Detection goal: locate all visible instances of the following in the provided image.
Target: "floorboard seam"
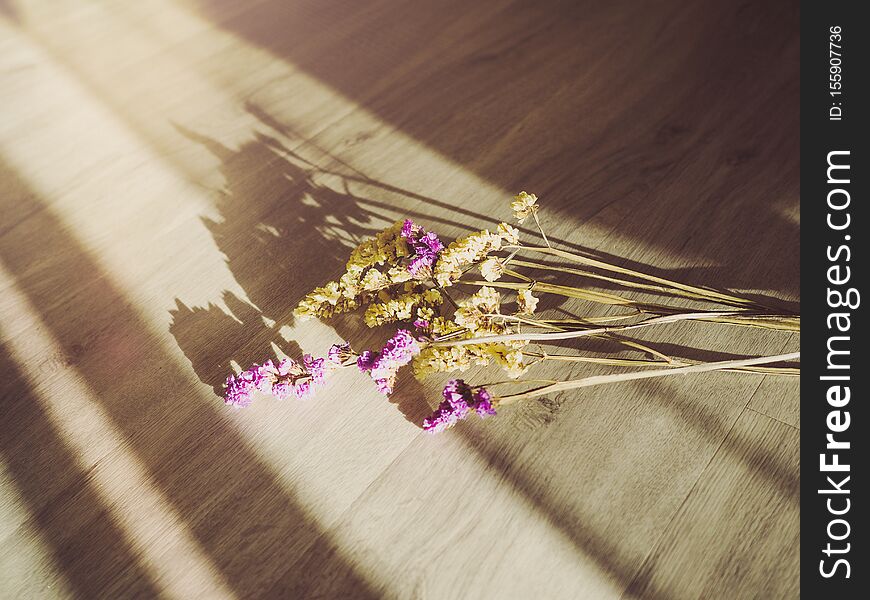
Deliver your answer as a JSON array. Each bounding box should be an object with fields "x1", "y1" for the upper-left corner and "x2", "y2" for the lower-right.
[{"x1": 744, "y1": 406, "x2": 799, "y2": 431}]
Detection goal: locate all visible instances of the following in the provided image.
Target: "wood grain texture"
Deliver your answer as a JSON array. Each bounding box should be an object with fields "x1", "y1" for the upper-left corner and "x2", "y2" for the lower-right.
[{"x1": 0, "y1": 1, "x2": 799, "y2": 599}]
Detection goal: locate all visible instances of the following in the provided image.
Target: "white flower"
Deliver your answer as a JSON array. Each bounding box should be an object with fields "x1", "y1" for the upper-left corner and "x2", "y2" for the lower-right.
[
  {"x1": 511, "y1": 191, "x2": 538, "y2": 223},
  {"x1": 497, "y1": 222, "x2": 520, "y2": 245},
  {"x1": 516, "y1": 289, "x2": 539, "y2": 315},
  {"x1": 479, "y1": 258, "x2": 504, "y2": 282},
  {"x1": 490, "y1": 344, "x2": 528, "y2": 378},
  {"x1": 361, "y1": 268, "x2": 389, "y2": 291}
]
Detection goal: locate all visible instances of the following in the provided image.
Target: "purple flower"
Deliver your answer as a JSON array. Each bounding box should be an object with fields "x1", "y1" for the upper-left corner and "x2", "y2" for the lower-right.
[
  {"x1": 441, "y1": 379, "x2": 472, "y2": 420},
  {"x1": 253, "y1": 360, "x2": 278, "y2": 392},
  {"x1": 271, "y1": 381, "x2": 292, "y2": 401},
  {"x1": 358, "y1": 330, "x2": 421, "y2": 396},
  {"x1": 303, "y1": 354, "x2": 327, "y2": 384},
  {"x1": 373, "y1": 377, "x2": 395, "y2": 395},
  {"x1": 277, "y1": 357, "x2": 298, "y2": 376},
  {"x1": 400, "y1": 219, "x2": 416, "y2": 240},
  {"x1": 224, "y1": 373, "x2": 255, "y2": 408},
  {"x1": 422, "y1": 380, "x2": 496, "y2": 433},
  {"x1": 293, "y1": 379, "x2": 313, "y2": 399},
  {"x1": 473, "y1": 387, "x2": 497, "y2": 417},
  {"x1": 225, "y1": 361, "x2": 277, "y2": 407},
  {"x1": 224, "y1": 351, "x2": 335, "y2": 407},
  {"x1": 356, "y1": 350, "x2": 379, "y2": 372},
  {"x1": 401, "y1": 219, "x2": 444, "y2": 278}
]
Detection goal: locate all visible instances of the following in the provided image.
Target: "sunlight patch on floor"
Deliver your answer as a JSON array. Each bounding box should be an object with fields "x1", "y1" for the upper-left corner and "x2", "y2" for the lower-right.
[
  {"x1": 1, "y1": 7, "x2": 623, "y2": 595},
  {"x1": 0, "y1": 464, "x2": 74, "y2": 599},
  {"x1": 0, "y1": 263, "x2": 237, "y2": 600}
]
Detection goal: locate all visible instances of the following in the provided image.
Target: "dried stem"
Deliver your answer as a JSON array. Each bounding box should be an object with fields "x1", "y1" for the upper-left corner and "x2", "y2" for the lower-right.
[
  {"x1": 504, "y1": 244, "x2": 786, "y2": 312},
  {"x1": 532, "y1": 210, "x2": 552, "y2": 249},
  {"x1": 459, "y1": 279, "x2": 800, "y2": 331},
  {"x1": 495, "y1": 352, "x2": 800, "y2": 404},
  {"x1": 431, "y1": 311, "x2": 742, "y2": 348},
  {"x1": 523, "y1": 351, "x2": 799, "y2": 375}
]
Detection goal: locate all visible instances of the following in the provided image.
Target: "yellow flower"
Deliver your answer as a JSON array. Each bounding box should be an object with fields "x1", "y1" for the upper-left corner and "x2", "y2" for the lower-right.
[
  {"x1": 361, "y1": 268, "x2": 390, "y2": 291},
  {"x1": 511, "y1": 191, "x2": 539, "y2": 223},
  {"x1": 387, "y1": 265, "x2": 412, "y2": 284},
  {"x1": 412, "y1": 343, "x2": 492, "y2": 379},
  {"x1": 479, "y1": 257, "x2": 504, "y2": 282},
  {"x1": 454, "y1": 286, "x2": 504, "y2": 334},
  {"x1": 433, "y1": 230, "x2": 501, "y2": 287},
  {"x1": 516, "y1": 289, "x2": 539, "y2": 315},
  {"x1": 346, "y1": 221, "x2": 407, "y2": 271},
  {"x1": 489, "y1": 345, "x2": 528, "y2": 378},
  {"x1": 294, "y1": 285, "x2": 359, "y2": 320},
  {"x1": 338, "y1": 266, "x2": 364, "y2": 299},
  {"x1": 364, "y1": 288, "x2": 443, "y2": 327},
  {"x1": 416, "y1": 306, "x2": 435, "y2": 323},
  {"x1": 430, "y1": 316, "x2": 459, "y2": 335},
  {"x1": 296, "y1": 221, "x2": 412, "y2": 321}
]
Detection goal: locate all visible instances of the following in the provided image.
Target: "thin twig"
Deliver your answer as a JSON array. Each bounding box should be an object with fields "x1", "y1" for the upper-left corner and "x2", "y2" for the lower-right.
[
  {"x1": 496, "y1": 352, "x2": 800, "y2": 404},
  {"x1": 532, "y1": 211, "x2": 552, "y2": 249},
  {"x1": 430, "y1": 311, "x2": 741, "y2": 347}
]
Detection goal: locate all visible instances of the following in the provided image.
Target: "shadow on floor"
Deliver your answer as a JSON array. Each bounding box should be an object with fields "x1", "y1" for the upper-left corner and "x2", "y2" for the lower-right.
[
  {"x1": 164, "y1": 115, "x2": 797, "y2": 600},
  {"x1": 0, "y1": 159, "x2": 381, "y2": 599},
  {"x1": 189, "y1": 0, "x2": 800, "y2": 297},
  {"x1": 0, "y1": 344, "x2": 163, "y2": 599}
]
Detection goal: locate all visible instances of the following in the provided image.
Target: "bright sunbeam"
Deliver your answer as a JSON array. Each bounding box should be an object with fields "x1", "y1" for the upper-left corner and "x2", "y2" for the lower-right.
[
  {"x1": 0, "y1": 463, "x2": 76, "y2": 598},
  {"x1": 1, "y1": 6, "x2": 624, "y2": 597},
  {"x1": 0, "y1": 262, "x2": 237, "y2": 600}
]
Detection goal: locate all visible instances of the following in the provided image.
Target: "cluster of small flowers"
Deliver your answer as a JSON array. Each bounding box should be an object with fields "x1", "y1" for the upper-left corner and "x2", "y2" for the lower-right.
[
  {"x1": 401, "y1": 219, "x2": 444, "y2": 277},
  {"x1": 283, "y1": 195, "x2": 542, "y2": 431},
  {"x1": 292, "y1": 282, "x2": 360, "y2": 321},
  {"x1": 422, "y1": 379, "x2": 496, "y2": 433},
  {"x1": 357, "y1": 329, "x2": 421, "y2": 395},
  {"x1": 225, "y1": 344, "x2": 350, "y2": 407},
  {"x1": 412, "y1": 340, "x2": 527, "y2": 380},
  {"x1": 412, "y1": 306, "x2": 456, "y2": 337},
  {"x1": 453, "y1": 285, "x2": 505, "y2": 334},
  {"x1": 412, "y1": 343, "x2": 491, "y2": 379},
  {"x1": 294, "y1": 221, "x2": 410, "y2": 321},
  {"x1": 364, "y1": 288, "x2": 443, "y2": 327},
  {"x1": 433, "y1": 230, "x2": 502, "y2": 287},
  {"x1": 409, "y1": 286, "x2": 529, "y2": 379},
  {"x1": 346, "y1": 220, "x2": 409, "y2": 272}
]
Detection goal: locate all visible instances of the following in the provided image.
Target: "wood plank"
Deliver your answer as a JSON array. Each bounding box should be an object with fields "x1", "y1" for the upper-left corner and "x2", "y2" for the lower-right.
[
  {"x1": 623, "y1": 409, "x2": 799, "y2": 600},
  {"x1": 0, "y1": 0, "x2": 799, "y2": 598}
]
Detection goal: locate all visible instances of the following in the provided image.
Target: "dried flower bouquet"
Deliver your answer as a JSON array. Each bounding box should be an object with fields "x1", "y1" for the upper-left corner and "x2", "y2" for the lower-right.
[{"x1": 223, "y1": 193, "x2": 800, "y2": 433}]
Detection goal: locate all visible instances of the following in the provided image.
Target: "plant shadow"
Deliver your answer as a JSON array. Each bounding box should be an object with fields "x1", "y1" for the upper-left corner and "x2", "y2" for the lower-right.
[
  {"x1": 165, "y1": 106, "x2": 798, "y2": 599},
  {"x1": 0, "y1": 158, "x2": 382, "y2": 599},
  {"x1": 169, "y1": 104, "x2": 798, "y2": 423}
]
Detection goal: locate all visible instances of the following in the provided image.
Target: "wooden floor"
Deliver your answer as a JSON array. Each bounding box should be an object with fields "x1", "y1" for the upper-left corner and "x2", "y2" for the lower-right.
[{"x1": 0, "y1": 1, "x2": 799, "y2": 598}]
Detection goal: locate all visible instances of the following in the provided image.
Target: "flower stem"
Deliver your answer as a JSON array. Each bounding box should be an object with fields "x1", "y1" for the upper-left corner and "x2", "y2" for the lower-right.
[
  {"x1": 532, "y1": 211, "x2": 552, "y2": 249},
  {"x1": 505, "y1": 245, "x2": 785, "y2": 312},
  {"x1": 433, "y1": 280, "x2": 460, "y2": 311},
  {"x1": 459, "y1": 279, "x2": 800, "y2": 331},
  {"x1": 503, "y1": 268, "x2": 533, "y2": 283},
  {"x1": 507, "y1": 259, "x2": 732, "y2": 305},
  {"x1": 523, "y1": 351, "x2": 799, "y2": 375},
  {"x1": 431, "y1": 311, "x2": 742, "y2": 348},
  {"x1": 495, "y1": 351, "x2": 800, "y2": 404}
]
